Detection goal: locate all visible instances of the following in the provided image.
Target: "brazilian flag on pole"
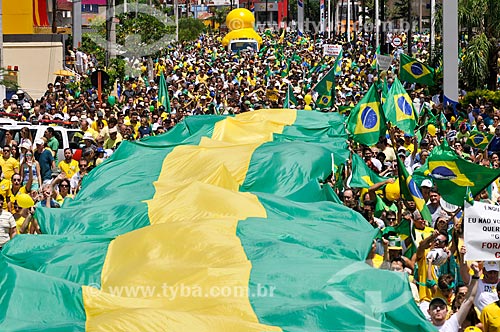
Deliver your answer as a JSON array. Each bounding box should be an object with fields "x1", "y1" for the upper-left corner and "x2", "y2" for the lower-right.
[
  {"x1": 347, "y1": 153, "x2": 391, "y2": 188},
  {"x1": 383, "y1": 77, "x2": 417, "y2": 134},
  {"x1": 413, "y1": 140, "x2": 500, "y2": 206},
  {"x1": 466, "y1": 130, "x2": 492, "y2": 150},
  {"x1": 158, "y1": 72, "x2": 171, "y2": 113},
  {"x1": 312, "y1": 66, "x2": 335, "y2": 109},
  {"x1": 283, "y1": 83, "x2": 297, "y2": 108},
  {"x1": 397, "y1": 155, "x2": 432, "y2": 223},
  {"x1": 346, "y1": 84, "x2": 387, "y2": 146},
  {"x1": 399, "y1": 53, "x2": 435, "y2": 86}
]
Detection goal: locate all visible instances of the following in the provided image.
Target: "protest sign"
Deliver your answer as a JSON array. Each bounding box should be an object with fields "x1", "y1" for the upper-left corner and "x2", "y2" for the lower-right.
[
  {"x1": 323, "y1": 44, "x2": 342, "y2": 57},
  {"x1": 377, "y1": 54, "x2": 392, "y2": 71},
  {"x1": 464, "y1": 201, "x2": 500, "y2": 261}
]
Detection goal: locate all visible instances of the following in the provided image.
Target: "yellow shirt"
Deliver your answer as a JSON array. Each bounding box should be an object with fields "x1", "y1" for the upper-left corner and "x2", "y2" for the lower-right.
[
  {"x1": 0, "y1": 157, "x2": 19, "y2": 180},
  {"x1": 10, "y1": 186, "x2": 27, "y2": 213},
  {"x1": 15, "y1": 215, "x2": 27, "y2": 234},
  {"x1": 417, "y1": 250, "x2": 438, "y2": 303},
  {"x1": 481, "y1": 301, "x2": 500, "y2": 332},
  {"x1": 91, "y1": 119, "x2": 108, "y2": 132},
  {"x1": 0, "y1": 179, "x2": 12, "y2": 210},
  {"x1": 58, "y1": 159, "x2": 79, "y2": 178}
]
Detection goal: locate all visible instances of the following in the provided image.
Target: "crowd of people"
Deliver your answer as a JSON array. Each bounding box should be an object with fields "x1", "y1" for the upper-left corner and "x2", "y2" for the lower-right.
[{"x1": 0, "y1": 29, "x2": 498, "y2": 331}]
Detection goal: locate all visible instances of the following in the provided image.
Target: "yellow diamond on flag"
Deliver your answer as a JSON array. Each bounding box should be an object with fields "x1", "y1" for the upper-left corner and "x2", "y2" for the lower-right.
[{"x1": 428, "y1": 161, "x2": 474, "y2": 186}]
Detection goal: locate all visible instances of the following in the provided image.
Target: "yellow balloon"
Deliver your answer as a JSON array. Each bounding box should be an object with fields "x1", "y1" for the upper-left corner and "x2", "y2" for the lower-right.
[
  {"x1": 226, "y1": 8, "x2": 255, "y2": 30},
  {"x1": 16, "y1": 193, "x2": 34, "y2": 208},
  {"x1": 385, "y1": 179, "x2": 400, "y2": 201},
  {"x1": 304, "y1": 94, "x2": 312, "y2": 105},
  {"x1": 428, "y1": 124, "x2": 437, "y2": 136}
]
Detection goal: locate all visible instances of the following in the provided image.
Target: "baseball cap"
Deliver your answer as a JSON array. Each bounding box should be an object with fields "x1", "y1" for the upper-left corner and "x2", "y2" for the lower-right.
[
  {"x1": 70, "y1": 116, "x2": 79, "y2": 122},
  {"x1": 34, "y1": 138, "x2": 44, "y2": 146},
  {"x1": 11, "y1": 95, "x2": 18, "y2": 100},
  {"x1": 22, "y1": 102, "x2": 31, "y2": 110},
  {"x1": 420, "y1": 139, "x2": 429, "y2": 145},
  {"x1": 109, "y1": 127, "x2": 118, "y2": 134},
  {"x1": 429, "y1": 297, "x2": 447, "y2": 308},
  {"x1": 421, "y1": 179, "x2": 433, "y2": 188},
  {"x1": 484, "y1": 261, "x2": 500, "y2": 272}
]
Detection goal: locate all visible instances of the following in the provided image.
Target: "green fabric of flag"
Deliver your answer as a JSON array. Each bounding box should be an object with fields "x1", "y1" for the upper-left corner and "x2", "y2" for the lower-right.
[
  {"x1": 413, "y1": 140, "x2": 500, "y2": 206},
  {"x1": 467, "y1": 131, "x2": 492, "y2": 150},
  {"x1": 347, "y1": 154, "x2": 391, "y2": 188},
  {"x1": 383, "y1": 77, "x2": 417, "y2": 134},
  {"x1": 399, "y1": 53, "x2": 435, "y2": 86},
  {"x1": 374, "y1": 195, "x2": 397, "y2": 218},
  {"x1": 335, "y1": 49, "x2": 343, "y2": 76},
  {"x1": 281, "y1": 58, "x2": 291, "y2": 77},
  {"x1": 0, "y1": 110, "x2": 436, "y2": 332},
  {"x1": 158, "y1": 72, "x2": 171, "y2": 113},
  {"x1": 284, "y1": 83, "x2": 297, "y2": 108},
  {"x1": 381, "y1": 77, "x2": 389, "y2": 104},
  {"x1": 346, "y1": 84, "x2": 387, "y2": 146},
  {"x1": 397, "y1": 156, "x2": 432, "y2": 223},
  {"x1": 465, "y1": 186, "x2": 474, "y2": 205},
  {"x1": 312, "y1": 66, "x2": 335, "y2": 109}
]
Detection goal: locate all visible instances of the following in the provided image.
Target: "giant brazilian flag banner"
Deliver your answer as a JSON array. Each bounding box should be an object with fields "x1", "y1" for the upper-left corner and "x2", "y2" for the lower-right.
[{"x1": 0, "y1": 110, "x2": 435, "y2": 332}]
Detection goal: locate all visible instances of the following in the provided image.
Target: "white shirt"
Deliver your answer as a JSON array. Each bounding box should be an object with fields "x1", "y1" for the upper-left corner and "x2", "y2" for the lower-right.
[
  {"x1": 0, "y1": 210, "x2": 16, "y2": 247},
  {"x1": 436, "y1": 314, "x2": 459, "y2": 332},
  {"x1": 474, "y1": 279, "x2": 499, "y2": 312}
]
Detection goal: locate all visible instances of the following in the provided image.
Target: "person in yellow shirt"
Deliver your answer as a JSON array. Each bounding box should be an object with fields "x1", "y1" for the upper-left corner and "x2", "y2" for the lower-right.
[
  {"x1": 481, "y1": 281, "x2": 500, "y2": 332},
  {"x1": 0, "y1": 146, "x2": 19, "y2": 180},
  {"x1": 58, "y1": 148, "x2": 79, "y2": 179}
]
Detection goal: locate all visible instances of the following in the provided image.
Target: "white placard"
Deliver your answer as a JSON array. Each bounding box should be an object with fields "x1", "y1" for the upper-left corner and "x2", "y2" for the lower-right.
[
  {"x1": 323, "y1": 44, "x2": 342, "y2": 57},
  {"x1": 464, "y1": 201, "x2": 500, "y2": 261},
  {"x1": 376, "y1": 54, "x2": 392, "y2": 71}
]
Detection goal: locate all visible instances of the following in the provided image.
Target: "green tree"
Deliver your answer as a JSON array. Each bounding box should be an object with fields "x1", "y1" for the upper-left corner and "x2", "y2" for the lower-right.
[
  {"x1": 458, "y1": 0, "x2": 500, "y2": 90},
  {"x1": 178, "y1": 18, "x2": 207, "y2": 41}
]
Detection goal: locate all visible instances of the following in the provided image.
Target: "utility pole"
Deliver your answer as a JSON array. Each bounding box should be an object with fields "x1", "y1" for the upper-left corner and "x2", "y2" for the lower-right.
[
  {"x1": 73, "y1": 0, "x2": 82, "y2": 49},
  {"x1": 407, "y1": 0, "x2": 412, "y2": 56},
  {"x1": 443, "y1": 0, "x2": 458, "y2": 110},
  {"x1": 430, "y1": 0, "x2": 435, "y2": 54}
]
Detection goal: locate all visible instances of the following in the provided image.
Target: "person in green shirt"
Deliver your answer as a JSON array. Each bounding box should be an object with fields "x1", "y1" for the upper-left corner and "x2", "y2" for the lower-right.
[{"x1": 44, "y1": 127, "x2": 59, "y2": 164}]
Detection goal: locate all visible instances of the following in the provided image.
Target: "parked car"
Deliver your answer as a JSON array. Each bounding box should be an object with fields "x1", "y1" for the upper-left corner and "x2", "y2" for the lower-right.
[{"x1": 0, "y1": 123, "x2": 84, "y2": 162}]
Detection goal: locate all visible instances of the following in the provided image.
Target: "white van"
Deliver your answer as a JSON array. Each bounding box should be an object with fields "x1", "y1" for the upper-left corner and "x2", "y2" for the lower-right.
[{"x1": 0, "y1": 123, "x2": 84, "y2": 162}]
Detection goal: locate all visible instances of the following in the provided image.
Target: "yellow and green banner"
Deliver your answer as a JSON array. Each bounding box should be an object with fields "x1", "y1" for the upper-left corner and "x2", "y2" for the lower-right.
[{"x1": 0, "y1": 110, "x2": 434, "y2": 331}]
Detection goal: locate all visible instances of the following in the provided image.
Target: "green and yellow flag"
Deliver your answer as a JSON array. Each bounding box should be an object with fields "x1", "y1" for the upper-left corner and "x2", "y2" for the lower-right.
[
  {"x1": 158, "y1": 72, "x2": 171, "y2": 113},
  {"x1": 312, "y1": 65, "x2": 335, "y2": 109},
  {"x1": 397, "y1": 155, "x2": 432, "y2": 223},
  {"x1": 283, "y1": 83, "x2": 297, "y2": 108},
  {"x1": 413, "y1": 140, "x2": 500, "y2": 206},
  {"x1": 383, "y1": 77, "x2": 416, "y2": 134},
  {"x1": 399, "y1": 53, "x2": 435, "y2": 86},
  {"x1": 346, "y1": 84, "x2": 387, "y2": 146},
  {"x1": 466, "y1": 130, "x2": 492, "y2": 150},
  {"x1": 0, "y1": 110, "x2": 434, "y2": 332},
  {"x1": 347, "y1": 153, "x2": 391, "y2": 188}
]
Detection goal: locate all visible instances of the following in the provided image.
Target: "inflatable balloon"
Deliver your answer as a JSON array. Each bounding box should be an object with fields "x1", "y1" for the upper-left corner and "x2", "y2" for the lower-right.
[
  {"x1": 226, "y1": 8, "x2": 255, "y2": 30},
  {"x1": 17, "y1": 193, "x2": 34, "y2": 209},
  {"x1": 304, "y1": 94, "x2": 312, "y2": 105},
  {"x1": 385, "y1": 179, "x2": 400, "y2": 201},
  {"x1": 107, "y1": 95, "x2": 116, "y2": 106},
  {"x1": 428, "y1": 124, "x2": 436, "y2": 136}
]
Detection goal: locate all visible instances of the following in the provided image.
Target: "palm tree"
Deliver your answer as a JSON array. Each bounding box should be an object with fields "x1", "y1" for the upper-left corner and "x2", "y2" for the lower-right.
[{"x1": 458, "y1": 0, "x2": 500, "y2": 90}]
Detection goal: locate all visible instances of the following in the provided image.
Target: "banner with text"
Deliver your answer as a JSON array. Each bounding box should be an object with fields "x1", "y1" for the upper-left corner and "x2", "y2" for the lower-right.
[
  {"x1": 323, "y1": 44, "x2": 342, "y2": 57},
  {"x1": 464, "y1": 201, "x2": 500, "y2": 261}
]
